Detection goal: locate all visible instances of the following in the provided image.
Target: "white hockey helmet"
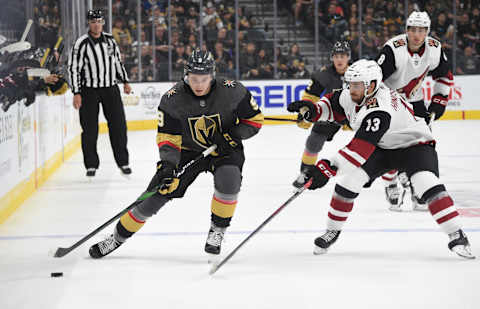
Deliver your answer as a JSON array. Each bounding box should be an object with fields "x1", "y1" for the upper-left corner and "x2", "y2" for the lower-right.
[
  {"x1": 406, "y1": 11, "x2": 431, "y2": 33},
  {"x1": 344, "y1": 59, "x2": 382, "y2": 103}
]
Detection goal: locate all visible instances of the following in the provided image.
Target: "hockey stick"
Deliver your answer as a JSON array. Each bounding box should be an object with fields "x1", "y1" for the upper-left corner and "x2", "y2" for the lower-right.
[
  {"x1": 209, "y1": 179, "x2": 313, "y2": 275},
  {"x1": 53, "y1": 145, "x2": 217, "y2": 258},
  {"x1": 264, "y1": 116, "x2": 298, "y2": 123}
]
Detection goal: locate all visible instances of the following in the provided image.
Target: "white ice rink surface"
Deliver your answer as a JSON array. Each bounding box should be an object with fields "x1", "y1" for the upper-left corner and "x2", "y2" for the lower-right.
[{"x1": 1, "y1": 121, "x2": 480, "y2": 309}]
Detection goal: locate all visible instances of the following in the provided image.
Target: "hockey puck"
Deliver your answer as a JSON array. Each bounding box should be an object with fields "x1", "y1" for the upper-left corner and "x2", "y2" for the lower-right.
[{"x1": 51, "y1": 272, "x2": 63, "y2": 277}]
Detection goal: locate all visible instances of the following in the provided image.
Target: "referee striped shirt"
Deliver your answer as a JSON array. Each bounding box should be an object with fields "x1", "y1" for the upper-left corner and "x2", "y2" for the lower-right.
[{"x1": 67, "y1": 32, "x2": 129, "y2": 94}]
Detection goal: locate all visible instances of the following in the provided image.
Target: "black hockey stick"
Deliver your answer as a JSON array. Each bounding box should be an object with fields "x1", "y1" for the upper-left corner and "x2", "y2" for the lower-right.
[
  {"x1": 209, "y1": 178, "x2": 312, "y2": 275},
  {"x1": 53, "y1": 145, "x2": 217, "y2": 258}
]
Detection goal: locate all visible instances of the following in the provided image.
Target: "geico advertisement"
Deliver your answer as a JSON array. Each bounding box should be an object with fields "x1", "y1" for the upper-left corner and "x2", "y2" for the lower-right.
[{"x1": 119, "y1": 76, "x2": 480, "y2": 121}]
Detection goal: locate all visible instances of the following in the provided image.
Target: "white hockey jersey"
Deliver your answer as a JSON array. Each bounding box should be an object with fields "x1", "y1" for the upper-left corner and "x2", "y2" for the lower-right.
[
  {"x1": 315, "y1": 85, "x2": 434, "y2": 170},
  {"x1": 377, "y1": 34, "x2": 452, "y2": 102}
]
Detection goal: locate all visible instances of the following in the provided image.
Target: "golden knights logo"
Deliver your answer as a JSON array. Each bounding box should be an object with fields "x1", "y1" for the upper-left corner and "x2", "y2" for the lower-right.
[{"x1": 188, "y1": 114, "x2": 222, "y2": 148}]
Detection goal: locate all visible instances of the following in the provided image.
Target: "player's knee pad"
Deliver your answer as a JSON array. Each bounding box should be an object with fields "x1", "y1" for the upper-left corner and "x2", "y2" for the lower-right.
[
  {"x1": 305, "y1": 131, "x2": 328, "y2": 153},
  {"x1": 336, "y1": 167, "x2": 369, "y2": 194},
  {"x1": 214, "y1": 165, "x2": 241, "y2": 195},
  {"x1": 410, "y1": 171, "x2": 441, "y2": 201},
  {"x1": 134, "y1": 193, "x2": 170, "y2": 218}
]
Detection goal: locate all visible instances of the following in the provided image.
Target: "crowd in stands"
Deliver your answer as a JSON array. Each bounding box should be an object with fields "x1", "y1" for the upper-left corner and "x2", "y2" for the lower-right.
[
  {"x1": 33, "y1": 0, "x2": 480, "y2": 81},
  {"x1": 294, "y1": 0, "x2": 480, "y2": 75}
]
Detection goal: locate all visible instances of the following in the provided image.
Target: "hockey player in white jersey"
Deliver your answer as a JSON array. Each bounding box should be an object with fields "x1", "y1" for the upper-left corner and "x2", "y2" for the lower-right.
[
  {"x1": 376, "y1": 11, "x2": 453, "y2": 211},
  {"x1": 287, "y1": 59, "x2": 474, "y2": 259}
]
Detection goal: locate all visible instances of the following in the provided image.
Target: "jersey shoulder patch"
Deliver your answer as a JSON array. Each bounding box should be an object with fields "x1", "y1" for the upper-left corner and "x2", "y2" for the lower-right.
[
  {"x1": 428, "y1": 38, "x2": 440, "y2": 48},
  {"x1": 365, "y1": 97, "x2": 379, "y2": 110},
  {"x1": 392, "y1": 38, "x2": 406, "y2": 48},
  {"x1": 222, "y1": 79, "x2": 236, "y2": 88},
  {"x1": 165, "y1": 87, "x2": 178, "y2": 98}
]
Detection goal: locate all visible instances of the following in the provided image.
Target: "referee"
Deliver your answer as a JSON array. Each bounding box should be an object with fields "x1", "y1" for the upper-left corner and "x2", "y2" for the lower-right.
[{"x1": 68, "y1": 9, "x2": 132, "y2": 178}]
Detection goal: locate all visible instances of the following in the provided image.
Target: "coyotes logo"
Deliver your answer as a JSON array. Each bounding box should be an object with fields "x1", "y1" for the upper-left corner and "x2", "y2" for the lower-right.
[
  {"x1": 366, "y1": 97, "x2": 379, "y2": 110},
  {"x1": 393, "y1": 39, "x2": 406, "y2": 48},
  {"x1": 428, "y1": 39, "x2": 439, "y2": 48},
  {"x1": 398, "y1": 67, "x2": 429, "y2": 99},
  {"x1": 223, "y1": 80, "x2": 236, "y2": 88},
  {"x1": 188, "y1": 114, "x2": 222, "y2": 149},
  {"x1": 166, "y1": 87, "x2": 177, "y2": 98}
]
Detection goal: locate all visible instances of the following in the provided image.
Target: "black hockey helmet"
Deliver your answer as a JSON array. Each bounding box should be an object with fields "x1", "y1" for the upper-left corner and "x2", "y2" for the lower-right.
[
  {"x1": 87, "y1": 9, "x2": 104, "y2": 21},
  {"x1": 184, "y1": 49, "x2": 216, "y2": 81},
  {"x1": 331, "y1": 41, "x2": 351, "y2": 59}
]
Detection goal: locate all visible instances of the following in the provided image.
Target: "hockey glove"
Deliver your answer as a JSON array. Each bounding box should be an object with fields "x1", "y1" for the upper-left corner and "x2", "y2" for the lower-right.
[
  {"x1": 147, "y1": 161, "x2": 180, "y2": 195},
  {"x1": 307, "y1": 160, "x2": 338, "y2": 190},
  {"x1": 287, "y1": 100, "x2": 319, "y2": 122},
  {"x1": 296, "y1": 113, "x2": 313, "y2": 129},
  {"x1": 209, "y1": 130, "x2": 241, "y2": 156},
  {"x1": 428, "y1": 94, "x2": 448, "y2": 121}
]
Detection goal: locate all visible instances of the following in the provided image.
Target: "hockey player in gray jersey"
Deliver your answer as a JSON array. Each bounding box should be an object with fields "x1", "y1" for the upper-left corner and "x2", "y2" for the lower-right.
[
  {"x1": 292, "y1": 41, "x2": 350, "y2": 188},
  {"x1": 375, "y1": 11, "x2": 453, "y2": 211},
  {"x1": 89, "y1": 50, "x2": 264, "y2": 260},
  {"x1": 288, "y1": 59, "x2": 474, "y2": 259}
]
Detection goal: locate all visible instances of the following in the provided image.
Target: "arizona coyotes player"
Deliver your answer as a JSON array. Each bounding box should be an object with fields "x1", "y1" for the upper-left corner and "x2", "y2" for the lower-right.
[
  {"x1": 288, "y1": 59, "x2": 474, "y2": 259},
  {"x1": 376, "y1": 11, "x2": 453, "y2": 211}
]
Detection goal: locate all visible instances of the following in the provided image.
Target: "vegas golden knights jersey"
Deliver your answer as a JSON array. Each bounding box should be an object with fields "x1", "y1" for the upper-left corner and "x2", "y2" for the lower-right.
[{"x1": 156, "y1": 78, "x2": 264, "y2": 164}]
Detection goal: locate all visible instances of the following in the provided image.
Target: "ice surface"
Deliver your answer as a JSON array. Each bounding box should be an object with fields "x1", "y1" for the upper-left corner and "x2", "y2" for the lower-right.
[{"x1": 1, "y1": 120, "x2": 479, "y2": 309}]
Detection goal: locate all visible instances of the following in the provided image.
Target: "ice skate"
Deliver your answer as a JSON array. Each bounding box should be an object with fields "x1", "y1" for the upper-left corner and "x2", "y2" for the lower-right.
[
  {"x1": 448, "y1": 229, "x2": 475, "y2": 259},
  {"x1": 89, "y1": 234, "x2": 123, "y2": 259},
  {"x1": 205, "y1": 223, "x2": 226, "y2": 263},
  {"x1": 314, "y1": 230, "x2": 341, "y2": 255},
  {"x1": 385, "y1": 183, "x2": 405, "y2": 212},
  {"x1": 120, "y1": 165, "x2": 132, "y2": 179},
  {"x1": 86, "y1": 168, "x2": 96, "y2": 181}
]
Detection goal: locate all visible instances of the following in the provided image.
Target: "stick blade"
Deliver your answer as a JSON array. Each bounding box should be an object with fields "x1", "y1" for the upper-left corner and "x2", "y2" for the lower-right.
[
  {"x1": 209, "y1": 263, "x2": 219, "y2": 275},
  {"x1": 53, "y1": 247, "x2": 70, "y2": 258}
]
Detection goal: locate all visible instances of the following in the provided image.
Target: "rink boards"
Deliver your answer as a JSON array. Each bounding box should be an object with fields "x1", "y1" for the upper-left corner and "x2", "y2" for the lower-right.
[{"x1": 1, "y1": 75, "x2": 480, "y2": 224}]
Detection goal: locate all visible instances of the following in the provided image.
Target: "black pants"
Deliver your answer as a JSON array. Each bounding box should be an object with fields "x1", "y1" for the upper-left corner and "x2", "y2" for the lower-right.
[
  {"x1": 79, "y1": 85, "x2": 128, "y2": 169},
  {"x1": 362, "y1": 144, "x2": 439, "y2": 181}
]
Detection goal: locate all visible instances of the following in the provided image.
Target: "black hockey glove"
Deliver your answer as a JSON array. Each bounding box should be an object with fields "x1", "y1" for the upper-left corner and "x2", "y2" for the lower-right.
[
  {"x1": 287, "y1": 100, "x2": 319, "y2": 122},
  {"x1": 209, "y1": 130, "x2": 241, "y2": 156},
  {"x1": 306, "y1": 160, "x2": 338, "y2": 190},
  {"x1": 428, "y1": 94, "x2": 448, "y2": 121},
  {"x1": 147, "y1": 161, "x2": 180, "y2": 195}
]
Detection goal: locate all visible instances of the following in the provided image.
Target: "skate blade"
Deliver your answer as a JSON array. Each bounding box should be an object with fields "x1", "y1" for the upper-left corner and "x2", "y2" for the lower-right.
[
  {"x1": 120, "y1": 172, "x2": 131, "y2": 180},
  {"x1": 412, "y1": 205, "x2": 428, "y2": 212},
  {"x1": 388, "y1": 205, "x2": 403, "y2": 212},
  {"x1": 451, "y1": 245, "x2": 476, "y2": 259},
  {"x1": 206, "y1": 253, "x2": 221, "y2": 264},
  {"x1": 313, "y1": 246, "x2": 328, "y2": 255}
]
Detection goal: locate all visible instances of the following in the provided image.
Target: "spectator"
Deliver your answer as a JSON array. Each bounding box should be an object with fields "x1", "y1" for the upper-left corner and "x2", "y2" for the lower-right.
[
  {"x1": 456, "y1": 46, "x2": 480, "y2": 75},
  {"x1": 239, "y1": 41, "x2": 259, "y2": 78},
  {"x1": 257, "y1": 48, "x2": 274, "y2": 79},
  {"x1": 324, "y1": 2, "x2": 348, "y2": 43},
  {"x1": 213, "y1": 41, "x2": 233, "y2": 76},
  {"x1": 275, "y1": 47, "x2": 289, "y2": 78},
  {"x1": 112, "y1": 18, "x2": 133, "y2": 48},
  {"x1": 173, "y1": 42, "x2": 187, "y2": 71},
  {"x1": 202, "y1": 1, "x2": 224, "y2": 30},
  {"x1": 286, "y1": 43, "x2": 307, "y2": 77}
]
